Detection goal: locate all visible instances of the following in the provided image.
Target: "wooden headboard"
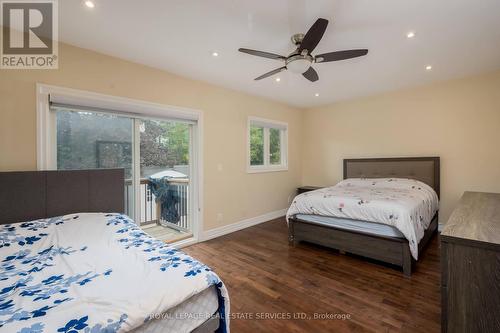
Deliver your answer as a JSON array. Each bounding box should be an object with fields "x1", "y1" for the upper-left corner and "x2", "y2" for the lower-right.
[
  {"x1": 343, "y1": 157, "x2": 440, "y2": 197},
  {"x1": 0, "y1": 169, "x2": 125, "y2": 225}
]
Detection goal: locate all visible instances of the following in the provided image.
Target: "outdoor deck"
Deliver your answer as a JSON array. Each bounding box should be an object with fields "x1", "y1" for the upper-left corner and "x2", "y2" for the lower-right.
[
  {"x1": 126, "y1": 177, "x2": 191, "y2": 243},
  {"x1": 141, "y1": 222, "x2": 192, "y2": 243}
]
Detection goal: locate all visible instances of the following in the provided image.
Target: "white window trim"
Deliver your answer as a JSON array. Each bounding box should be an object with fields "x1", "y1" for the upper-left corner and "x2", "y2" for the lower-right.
[
  {"x1": 36, "y1": 83, "x2": 204, "y2": 247},
  {"x1": 247, "y1": 116, "x2": 288, "y2": 173}
]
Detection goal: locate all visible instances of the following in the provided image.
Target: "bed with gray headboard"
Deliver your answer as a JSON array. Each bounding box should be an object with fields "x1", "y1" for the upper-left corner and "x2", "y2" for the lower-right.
[
  {"x1": 0, "y1": 169, "x2": 224, "y2": 333},
  {"x1": 288, "y1": 157, "x2": 440, "y2": 277},
  {"x1": 0, "y1": 169, "x2": 125, "y2": 225}
]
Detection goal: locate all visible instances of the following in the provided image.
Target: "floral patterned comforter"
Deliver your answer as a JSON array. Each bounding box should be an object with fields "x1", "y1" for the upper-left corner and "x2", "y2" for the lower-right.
[
  {"x1": 287, "y1": 178, "x2": 439, "y2": 260},
  {"x1": 0, "y1": 213, "x2": 229, "y2": 333}
]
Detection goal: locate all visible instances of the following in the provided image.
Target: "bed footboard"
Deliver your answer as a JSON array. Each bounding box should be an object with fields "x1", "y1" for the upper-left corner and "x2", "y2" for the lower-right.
[{"x1": 288, "y1": 214, "x2": 438, "y2": 277}]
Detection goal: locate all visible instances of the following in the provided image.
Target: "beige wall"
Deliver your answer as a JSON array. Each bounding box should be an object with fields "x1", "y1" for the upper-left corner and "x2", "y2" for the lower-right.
[
  {"x1": 0, "y1": 43, "x2": 303, "y2": 231},
  {"x1": 302, "y1": 70, "x2": 500, "y2": 223}
]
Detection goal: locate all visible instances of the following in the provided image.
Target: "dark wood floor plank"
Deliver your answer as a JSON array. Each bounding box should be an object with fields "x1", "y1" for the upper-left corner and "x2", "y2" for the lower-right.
[{"x1": 185, "y1": 218, "x2": 441, "y2": 332}]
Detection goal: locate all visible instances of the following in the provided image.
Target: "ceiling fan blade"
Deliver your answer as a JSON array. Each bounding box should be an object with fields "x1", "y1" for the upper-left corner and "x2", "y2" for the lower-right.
[
  {"x1": 302, "y1": 66, "x2": 319, "y2": 82},
  {"x1": 254, "y1": 67, "x2": 287, "y2": 80},
  {"x1": 315, "y1": 49, "x2": 369, "y2": 63},
  {"x1": 298, "y1": 18, "x2": 329, "y2": 54},
  {"x1": 238, "y1": 48, "x2": 286, "y2": 60}
]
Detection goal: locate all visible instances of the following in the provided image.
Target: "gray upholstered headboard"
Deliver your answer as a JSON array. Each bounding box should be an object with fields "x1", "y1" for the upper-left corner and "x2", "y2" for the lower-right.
[
  {"x1": 343, "y1": 157, "x2": 440, "y2": 197},
  {"x1": 0, "y1": 169, "x2": 125, "y2": 225}
]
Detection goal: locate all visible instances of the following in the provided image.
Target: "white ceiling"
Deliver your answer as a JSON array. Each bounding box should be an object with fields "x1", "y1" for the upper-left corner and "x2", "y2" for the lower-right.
[{"x1": 59, "y1": 0, "x2": 500, "y2": 108}]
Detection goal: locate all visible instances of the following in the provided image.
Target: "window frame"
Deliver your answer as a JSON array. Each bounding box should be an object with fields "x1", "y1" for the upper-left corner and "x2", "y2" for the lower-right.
[{"x1": 247, "y1": 116, "x2": 288, "y2": 173}]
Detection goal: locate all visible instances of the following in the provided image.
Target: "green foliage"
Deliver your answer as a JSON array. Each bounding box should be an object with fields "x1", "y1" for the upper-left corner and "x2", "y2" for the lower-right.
[
  {"x1": 250, "y1": 126, "x2": 264, "y2": 165},
  {"x1": 269, "y1": 128, "x2": 281, "y2": 165},
  {"x1": 140, "y1": 119, "x2": 189, "y2": 168}
]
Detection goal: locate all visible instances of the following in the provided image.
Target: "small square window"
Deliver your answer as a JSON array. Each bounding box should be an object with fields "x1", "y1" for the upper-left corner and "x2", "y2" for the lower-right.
[{"x1": 247, "y1": 117, "x2": 288, "y2": 173}]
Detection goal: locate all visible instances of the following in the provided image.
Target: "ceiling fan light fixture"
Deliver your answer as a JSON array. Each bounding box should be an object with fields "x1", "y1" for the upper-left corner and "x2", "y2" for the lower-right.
[{"x1": 287, "y1": 56, "x2": 313, "y2": 74}]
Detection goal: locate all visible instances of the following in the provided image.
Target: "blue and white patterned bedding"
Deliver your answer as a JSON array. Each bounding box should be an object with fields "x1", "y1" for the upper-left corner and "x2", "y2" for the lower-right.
[{"x1": 0, "y1": 213, "x2": 229, "y2": 333}]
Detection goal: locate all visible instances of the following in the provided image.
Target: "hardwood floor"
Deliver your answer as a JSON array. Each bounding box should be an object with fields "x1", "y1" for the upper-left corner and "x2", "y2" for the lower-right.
[{"x1": 185, "y1": 217, "x2": 441, "y2": 333}]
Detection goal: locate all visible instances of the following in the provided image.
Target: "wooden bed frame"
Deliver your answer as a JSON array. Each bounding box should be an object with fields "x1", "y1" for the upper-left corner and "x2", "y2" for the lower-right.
[
  {"x1": 0, "y1": 169, "x2": 220, "y2": 333},
  {"x1": 288, "y1": 157, "x2": 440, "y2": 277}
]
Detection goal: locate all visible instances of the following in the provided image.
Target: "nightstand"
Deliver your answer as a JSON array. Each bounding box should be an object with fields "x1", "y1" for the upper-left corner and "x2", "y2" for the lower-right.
[{"x1": 297, "y1": 186, "x2": 322, "y2": 195}]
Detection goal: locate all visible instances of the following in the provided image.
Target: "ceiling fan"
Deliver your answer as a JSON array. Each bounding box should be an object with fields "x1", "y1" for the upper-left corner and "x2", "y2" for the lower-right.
[{"x1": 238, "y1": 18, "x2": 368, "y2": 82}]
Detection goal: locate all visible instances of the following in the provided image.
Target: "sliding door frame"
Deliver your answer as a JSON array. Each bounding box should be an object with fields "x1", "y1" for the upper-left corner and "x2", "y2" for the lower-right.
[
  {"x1": 36, "y1": 83, "x2": 204, "y2": 247},
  {"x1": 132, "y1": 119, "x2": 141, "y2": 227}
]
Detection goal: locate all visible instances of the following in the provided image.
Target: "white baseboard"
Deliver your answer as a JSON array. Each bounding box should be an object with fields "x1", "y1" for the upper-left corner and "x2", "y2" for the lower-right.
[{"x1": 202, "y1": 208, "x2": 287, "y2": 241}]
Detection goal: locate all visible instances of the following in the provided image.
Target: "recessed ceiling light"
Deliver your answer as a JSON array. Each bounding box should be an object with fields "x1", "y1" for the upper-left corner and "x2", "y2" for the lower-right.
[
  {"x1": 407, "y1": 31, "x2": 416, "y2": 39},
  {"x1": 315, "y1": 93, "x2": 320, "y2": 97},
  {"x1": 212, "y1": 52, "x2": 219, "y2": 57},
  {"x1": 275, "y1": 77, "x2": 281, "y2": 82},
  {"x1": 84, "y1": 1, "x2": 95, "y2": 8},
  {"x1": 426, "y1": 65, "x2": 433, "y2": 71}
]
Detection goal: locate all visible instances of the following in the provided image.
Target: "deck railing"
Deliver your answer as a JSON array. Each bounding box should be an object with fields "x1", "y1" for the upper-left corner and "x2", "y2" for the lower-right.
[{"x1": 124, "y1": 178, "x2": 190, "y2": 231}]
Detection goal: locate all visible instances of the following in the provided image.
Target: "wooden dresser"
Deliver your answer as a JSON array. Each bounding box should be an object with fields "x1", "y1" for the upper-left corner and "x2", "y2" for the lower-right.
[{"x1": 441, "y1": 192, "x2": 500, "y2": 333}]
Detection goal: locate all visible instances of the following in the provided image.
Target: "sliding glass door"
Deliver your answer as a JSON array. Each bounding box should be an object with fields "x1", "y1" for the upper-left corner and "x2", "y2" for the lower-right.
[
  {"x1": 139, "y1": 119, "x2": 191, "y2": 233},
  {"x1": 52, "y1": 105, "x2": 194, "y2": 242}
]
